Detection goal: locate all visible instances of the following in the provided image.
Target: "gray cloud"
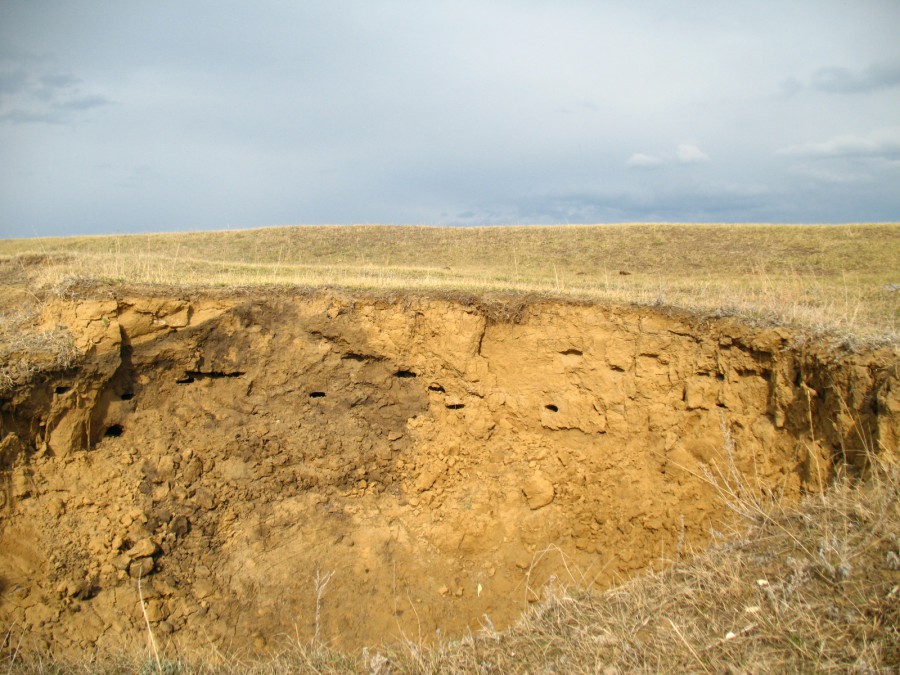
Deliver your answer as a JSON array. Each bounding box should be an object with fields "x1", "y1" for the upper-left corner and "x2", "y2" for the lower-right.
[
  {"x1": 0, "y1": 59, "x2": 111, "y2": 124},
  {"x1": 811, "y1": 63, "x2": 900, "y2": 94},
  {"x1": 676, "y1": 144, "x2": 711, "y2": 164},
  {"x1": 38, "y1": 72, "x2": 80, "y2": 89},
  {"x1": 626, "y1": 153, "x2": 665, "y2": 169},
  {"x1": 0, "y1": 108, "x2": 62, "y2": 124},
  {"x1": 57, "y1": 94, "x2": 110, "y2": 111},
  {"x1": 452, "y1": 182, "x2": 782, "y2": 226},
  {"x1": 626, "y1": 144, "x2": 710, "y2": 168},
  {"x1": 782, "y1": 62, "x2": 900, "y2": 97},
  {"x1": 0, "y1": 69, "x2": 27, "y2": 95},
  {"x1": 778, "y1": 128, "x2": 900, "y2": 159},
  {"x1": 1, "y1": 1, "x2": 899, "y2": 237}
]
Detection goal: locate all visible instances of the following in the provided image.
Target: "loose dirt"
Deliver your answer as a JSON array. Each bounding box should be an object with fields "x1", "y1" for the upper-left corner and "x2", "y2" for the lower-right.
[{"x1": 1, "y1": 289, "x2": 897, "y2": 659}]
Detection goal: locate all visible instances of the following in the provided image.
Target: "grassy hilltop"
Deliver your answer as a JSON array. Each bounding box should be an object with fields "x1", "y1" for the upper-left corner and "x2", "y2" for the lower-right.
[{"x1": 2, "y1": 223, "x2": 899, "y2": 342}]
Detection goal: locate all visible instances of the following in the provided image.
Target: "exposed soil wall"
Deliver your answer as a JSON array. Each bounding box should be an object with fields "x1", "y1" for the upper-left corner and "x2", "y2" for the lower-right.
[{"x1": 1, "y1": 291, "x2": 898, "y2": 658}]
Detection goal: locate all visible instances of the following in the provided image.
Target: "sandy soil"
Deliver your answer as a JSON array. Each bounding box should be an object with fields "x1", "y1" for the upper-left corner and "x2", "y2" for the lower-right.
[{"x1": 1, "y1": 289, "x2": 897, "y2": 659}]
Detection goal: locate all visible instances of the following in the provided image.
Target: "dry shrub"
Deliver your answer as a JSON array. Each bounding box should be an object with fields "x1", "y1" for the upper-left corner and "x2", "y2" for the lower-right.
[
  {"x1": 0, "y1": 310, "x2": 78, "y2": 392},
  {"x1": 350, "y1": 451, "x2": 898, "y2": 674},
  {"x1": 444, "y1": 458, "x2": 896, "y2": 673},
  {"x1": 0, "y1": 255, "x2": 80, "y2": 391}
]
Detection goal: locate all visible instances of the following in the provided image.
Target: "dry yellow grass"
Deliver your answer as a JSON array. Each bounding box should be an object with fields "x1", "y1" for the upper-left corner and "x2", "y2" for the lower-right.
[
  {"x1": 1, "y1": 223, "x2": 898, "y2": 342},
  {"x1": 420, "y1": 457, "x2": 899, "y2": 673}
]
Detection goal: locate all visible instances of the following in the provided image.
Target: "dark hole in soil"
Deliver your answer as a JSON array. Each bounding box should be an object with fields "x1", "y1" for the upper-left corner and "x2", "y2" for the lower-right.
[
  {"x1": 73, "y1": 582, "x2": 99, "y2": 602},
  {"x1": 104, "y1": 425, "x2": 124, "y2": 437},
  {"x1": 560, "y1": 349, "x2": 583, "y2": 356},
  {"x1": 446, "y1": 403, "x2": 465, "y2": 410},
  {"x1": 120, "y1": 392, "x2": 134, "y2": 401},
  {"x1": 170, "y1": 515, "x2": 191, "y2": 538},
  {"x1": 545, "y1": 404, "x2": 559, "y2": 412},
  {"x1": 309, "y1": 392, "x2": 326, "y2": 398},
  {"x1": 177, "y1": 371, "x2": 244, "y2": 384},
  {"x1": 55, "y1": 386, "x2": 71, "y2": 395},
  {"x1": 342, "y1": 353, "x2": 370, "y2": 362},
  {"x1": 716, "y1": 373, "x2": 726, "y2": 381},
  {"x1": 395, "y1": 370, "x2": 417, "y2": 378},
  {"x1": 428, "y1": 384, "x2": 445, "y2": 392}
]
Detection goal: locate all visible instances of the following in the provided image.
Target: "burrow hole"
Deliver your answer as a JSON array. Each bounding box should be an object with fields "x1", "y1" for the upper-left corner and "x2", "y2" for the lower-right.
[
  {"x1": 545, "y1": 404, "x2": 559, "y2": 412},
  {"x1": 395, "y1": 370, "x2": 417, "y2": 378},
  {"x1": 309, "y1": 392, "x2": 327, "y2": 398},
  {"x1": 446, "y1": 403, "x2": 465, "y2": 410},
  {"x1": 428, "y1": 384, "x2": 445, "y2": 393},
  {"x1": 104, "y1": 424, "x2": 124, "y2": 438},
  {"x1": 55, "y1": 386, "x2": 71, "y2": 395},
  {"x1": 177, "y1": 371, "x2": 245, "y2": 385}
]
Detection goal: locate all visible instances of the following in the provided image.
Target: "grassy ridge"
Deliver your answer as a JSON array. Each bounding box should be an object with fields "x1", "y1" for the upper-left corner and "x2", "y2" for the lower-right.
[
  {"x1": 2, "y1": 223, "x2": 898, "y2": 341},
  {"x1": 3, "y1": 223, "x2": 898, "y2": 275}
]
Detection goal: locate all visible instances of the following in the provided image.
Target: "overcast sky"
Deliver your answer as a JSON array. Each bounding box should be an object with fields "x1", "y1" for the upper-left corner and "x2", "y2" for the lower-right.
[{"x1": 1, "y1": 1, "x2": 899, "y2": 237}]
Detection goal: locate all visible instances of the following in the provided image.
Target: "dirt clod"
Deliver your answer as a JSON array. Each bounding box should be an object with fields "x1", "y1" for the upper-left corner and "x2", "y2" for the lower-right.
[
  {"x1": 125, "y1": 538, "x2": 159, "y2": 559},
  {"x1": 523, "y1": 473, "x2": 555, "y2": 509},
  {"x1": 128, "y1": 557, "x2": 155, "y2": 579}
]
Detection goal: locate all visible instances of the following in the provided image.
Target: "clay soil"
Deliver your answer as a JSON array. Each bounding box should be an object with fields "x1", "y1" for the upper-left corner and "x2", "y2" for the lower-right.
[{"x1": 1, "y1": 287, "x2": 898, "y2": 661}]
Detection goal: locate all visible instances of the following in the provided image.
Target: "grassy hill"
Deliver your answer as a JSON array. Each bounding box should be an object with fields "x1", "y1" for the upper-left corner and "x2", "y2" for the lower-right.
[{"x1": 2, "y1": 223, "x2": 898, "y2": 342}]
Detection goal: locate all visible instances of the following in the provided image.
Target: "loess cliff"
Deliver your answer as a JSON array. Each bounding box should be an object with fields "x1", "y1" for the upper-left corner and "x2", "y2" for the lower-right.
[{"x1": 0, "y1": 290, "x2": 897, "y2": 658}]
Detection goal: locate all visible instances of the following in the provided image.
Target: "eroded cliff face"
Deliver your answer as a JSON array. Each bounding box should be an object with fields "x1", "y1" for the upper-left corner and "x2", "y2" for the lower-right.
[{"x1": 1, "y1": 291, "x2": 897, "y2": 657}]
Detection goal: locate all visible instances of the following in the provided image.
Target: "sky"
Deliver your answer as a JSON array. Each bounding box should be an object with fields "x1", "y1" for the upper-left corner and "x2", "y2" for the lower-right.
[{"x1": 1, "y1": 1, "x2": 899, "y2": 238}]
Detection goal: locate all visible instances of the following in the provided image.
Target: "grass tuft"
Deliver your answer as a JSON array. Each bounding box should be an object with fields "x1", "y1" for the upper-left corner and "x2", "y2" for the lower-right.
[{"x1": 0, "y1": 309, "x2": 78, "y2": 392}]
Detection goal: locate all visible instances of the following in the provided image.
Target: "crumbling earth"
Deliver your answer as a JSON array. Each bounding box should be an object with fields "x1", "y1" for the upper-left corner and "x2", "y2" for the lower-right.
[{"x1": 1, "y1": 289, "x2": 897, "y2": 659}]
